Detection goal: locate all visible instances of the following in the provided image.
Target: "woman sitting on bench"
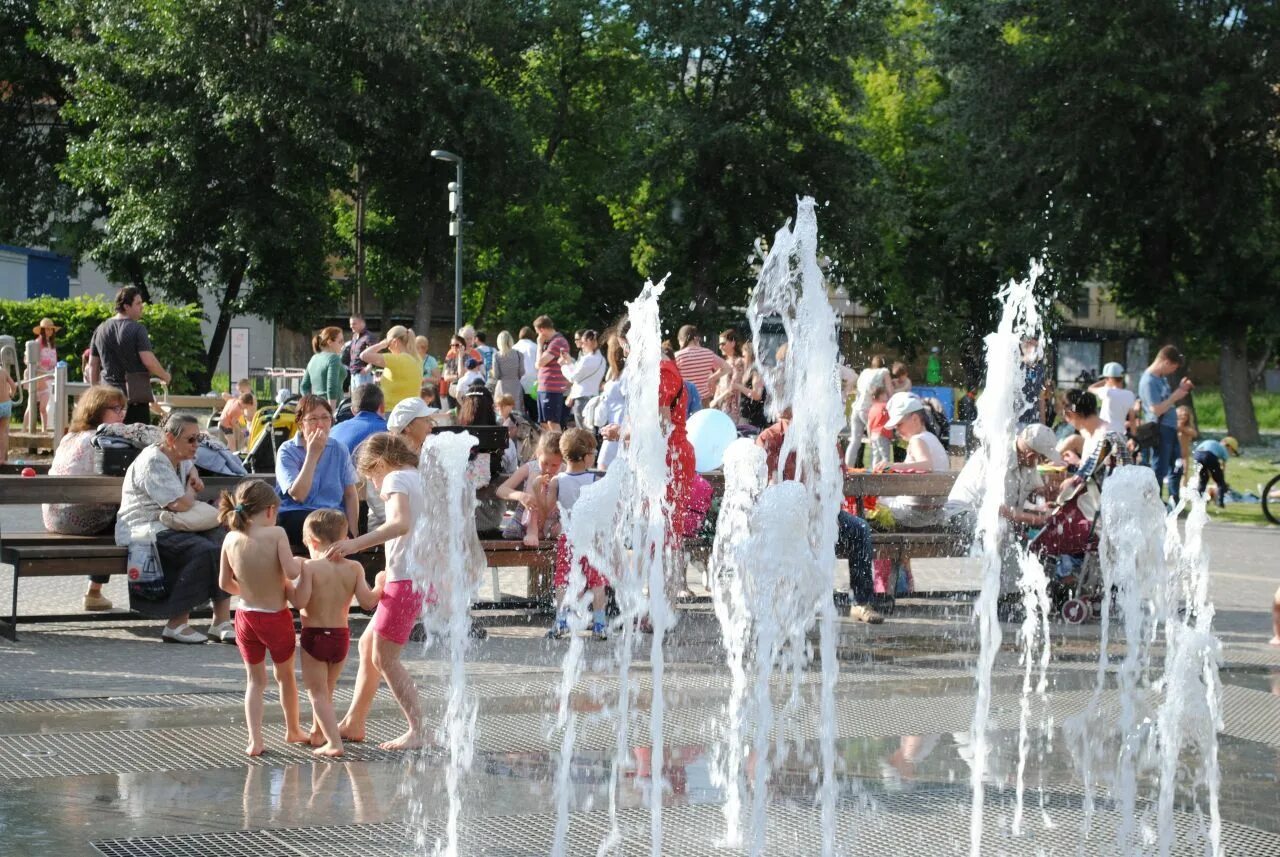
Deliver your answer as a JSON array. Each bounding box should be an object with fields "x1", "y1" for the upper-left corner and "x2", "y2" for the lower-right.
[
  {"x1": 116, "y1": 414, "x2": 232, "y2": 644},
  {"x1": 43, "y1": 385, "x2": 129, "y2": 612}
]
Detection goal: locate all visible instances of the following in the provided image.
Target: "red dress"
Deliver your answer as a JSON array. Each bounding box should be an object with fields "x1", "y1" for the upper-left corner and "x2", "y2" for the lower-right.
[{"x1": 660, "y1": 359, "x2": 696, "y2": 541}]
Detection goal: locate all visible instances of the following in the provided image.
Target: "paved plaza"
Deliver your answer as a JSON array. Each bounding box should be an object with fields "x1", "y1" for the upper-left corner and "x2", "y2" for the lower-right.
[{"x1": 1, "y1": 513, "x2": 1278, "y2": 855}]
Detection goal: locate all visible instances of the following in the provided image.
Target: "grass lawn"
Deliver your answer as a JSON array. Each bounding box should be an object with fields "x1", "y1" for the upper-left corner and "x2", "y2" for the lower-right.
[
  {"x1": 1190, "y1": 388, "x2": 1280, "y2": 432},
  {"x1": 1202, "y1": 451, "x2": 1279, "y2": 527}
]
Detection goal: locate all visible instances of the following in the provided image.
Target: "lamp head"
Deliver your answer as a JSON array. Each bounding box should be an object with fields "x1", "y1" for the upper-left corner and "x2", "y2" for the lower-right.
[{"x1": 431, "y1": 149, "x2": 460, "y2": 163}]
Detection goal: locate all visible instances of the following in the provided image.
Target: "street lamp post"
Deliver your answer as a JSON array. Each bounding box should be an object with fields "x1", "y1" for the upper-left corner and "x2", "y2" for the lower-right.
[{"x1": 431, "y1": 149, "x2": 464, "y2": 333}]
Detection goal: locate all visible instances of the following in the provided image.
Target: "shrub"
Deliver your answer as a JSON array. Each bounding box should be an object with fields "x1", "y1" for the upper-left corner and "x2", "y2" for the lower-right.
[{"x1": 0, "y1": 296, "x2": 206, "y2": 407}]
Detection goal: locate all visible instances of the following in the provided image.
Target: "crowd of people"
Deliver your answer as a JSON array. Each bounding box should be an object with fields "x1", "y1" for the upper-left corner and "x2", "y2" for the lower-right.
[{"x1": 20, "y1": 287, "x2": 1277, "y2": 758}]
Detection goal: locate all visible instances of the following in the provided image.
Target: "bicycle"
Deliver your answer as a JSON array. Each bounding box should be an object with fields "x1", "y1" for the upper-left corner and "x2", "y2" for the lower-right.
[{"x1": 1263, "y1": 461, "x2": 1280, "y2": 526}]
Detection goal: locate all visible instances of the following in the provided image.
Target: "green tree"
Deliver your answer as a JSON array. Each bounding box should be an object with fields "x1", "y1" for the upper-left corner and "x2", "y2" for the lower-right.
[{"x1": 929, "y1": 0, "x2": 1280, "y2": 441}]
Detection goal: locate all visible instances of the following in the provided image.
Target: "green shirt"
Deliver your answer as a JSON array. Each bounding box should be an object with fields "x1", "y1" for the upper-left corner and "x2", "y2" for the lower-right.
[{"x1": 301, "y1": 351, "x2": 344, "y2": 402}]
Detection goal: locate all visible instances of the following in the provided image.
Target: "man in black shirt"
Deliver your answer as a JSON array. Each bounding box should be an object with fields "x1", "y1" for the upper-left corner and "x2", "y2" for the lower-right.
[{"x1": 87, "y1": 287, "x2": 171, "y2": 424}]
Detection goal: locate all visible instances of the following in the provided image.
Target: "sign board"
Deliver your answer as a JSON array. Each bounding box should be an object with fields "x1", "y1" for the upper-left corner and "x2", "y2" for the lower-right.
[{"x1": 228, "y1": 327, "x2": 250, "y2": 390}]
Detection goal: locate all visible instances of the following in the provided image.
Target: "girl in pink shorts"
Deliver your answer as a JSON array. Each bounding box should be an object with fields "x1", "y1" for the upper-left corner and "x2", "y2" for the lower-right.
[{"x1": 324, "y1": 432, "x2": 428, "y2": 751}]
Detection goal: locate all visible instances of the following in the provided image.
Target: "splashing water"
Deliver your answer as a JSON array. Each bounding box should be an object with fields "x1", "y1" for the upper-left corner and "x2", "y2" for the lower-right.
[
  {"x1": 742, "y1": 197, "x2": 845, "y2": 856},
  {"x1": 966, "y1": 261, "x2": 1045, "y2": 855},
  {"x1": 707, "y1": 438, "x2": 767, "y2": 847},
  {"x1": 1157, "y1": 490, "x2": 1224, "y2": 857},
  {"x1": 411, "y1": 431, "x2": 486, "y2": 857}
]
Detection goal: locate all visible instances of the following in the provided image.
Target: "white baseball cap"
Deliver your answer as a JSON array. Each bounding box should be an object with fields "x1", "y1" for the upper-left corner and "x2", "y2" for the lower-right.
[
  {"x1": 1018, "y1": 424, "x2": 1061, "y2": 463},
  {"x1": 1100, "y1": 362, "x2": 1125, "y2": 379},
  {"x1": 884, "y1": 392, "x2": 926, "y2": 429},
  {"x1": 387, "y1": 398, "x2": 437, "y2": 434}
]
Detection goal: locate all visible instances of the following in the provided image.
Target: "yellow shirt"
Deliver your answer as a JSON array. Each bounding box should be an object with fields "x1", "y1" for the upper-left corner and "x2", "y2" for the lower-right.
[{"x1": 380, "y1": 352, "x2": 423, "y2": 410}]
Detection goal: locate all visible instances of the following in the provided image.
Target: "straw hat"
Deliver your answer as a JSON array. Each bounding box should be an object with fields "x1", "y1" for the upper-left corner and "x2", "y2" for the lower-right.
[{"x1": 33, "y1": 317, "x2": 61, "y2": 335}]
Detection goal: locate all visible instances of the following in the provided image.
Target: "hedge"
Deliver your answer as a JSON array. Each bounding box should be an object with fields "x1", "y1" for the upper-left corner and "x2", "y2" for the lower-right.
[{"x1": 0, "y1": 296, "x2": 206, "y2": 405}]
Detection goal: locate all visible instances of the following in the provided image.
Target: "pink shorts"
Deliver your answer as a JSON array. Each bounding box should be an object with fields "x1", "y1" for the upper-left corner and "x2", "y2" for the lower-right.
[{"x1": 371, "y1": 579, "x2": 425, "y2": 645}]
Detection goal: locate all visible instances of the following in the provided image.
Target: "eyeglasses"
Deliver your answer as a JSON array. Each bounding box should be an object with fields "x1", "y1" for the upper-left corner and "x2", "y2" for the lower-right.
[
  {"x1": 301, "y1": 415, "x2": 333, "y2": 425},
  {"x1": 106, "y1": 405, "x2": 125, "y2": 414},
  {"x1": 180, "y1": 434, "x2": 199, "y2": 445}
]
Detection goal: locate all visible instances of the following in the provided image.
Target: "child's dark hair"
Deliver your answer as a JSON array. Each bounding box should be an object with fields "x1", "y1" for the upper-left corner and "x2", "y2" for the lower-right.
[
  {"x1": 536, "y1": 430, "x2": 563, "y2": 458},
  {"x1": 1064, "y1": 388, "x2": 1099, "y2": 418},
  {"x1": 559, "y1": 428, "x2": 597, "y2": 463},
  {"x1": 217, "y1": 480, "x2": 280, "y2": 532},
  {"x1": 303, "y1": 508, "x2": 347, "y2": 547},
  {"x1": 238, "y1": 391, "x2": 256, "y2": 406}
]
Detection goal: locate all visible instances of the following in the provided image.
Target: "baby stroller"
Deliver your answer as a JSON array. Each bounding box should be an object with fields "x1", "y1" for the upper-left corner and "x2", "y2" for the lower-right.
[
  {"x1": 1027, "y1": 441, "x2": 1118, "y2": 624},
  {"x1": 243, "y1": 393, "x2": 299, "y2": 473}
]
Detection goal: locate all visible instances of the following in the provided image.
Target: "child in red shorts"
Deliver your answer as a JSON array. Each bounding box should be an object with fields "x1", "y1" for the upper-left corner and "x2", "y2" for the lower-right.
[
  {"x1": 295, "y1": 509, "x2": 381, "y2": 757},
  {"x1": 324, "y1": 433, "x2": 429, "y2": 751},
  {"x1": 546, "y1": 429, "x2": 609, "y2": 640},
  {"x1": 216, "y1": 481, "x2": 307, "y2": 756}
]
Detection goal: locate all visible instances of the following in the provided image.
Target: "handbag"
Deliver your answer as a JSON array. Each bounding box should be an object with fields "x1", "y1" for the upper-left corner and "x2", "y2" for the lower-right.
[
  {"x1": 159, "y1": 500, "x2": 220, "y2": 532},
  {"x1": 127, "y1": 539, "x2": 167, "y2": 601},
  {"x1": 1133, "y1": 421, "x2": 1160, "y2": 450},
  {"x1": 125, "y1": 371, "x2": 155, "y2": 405}
]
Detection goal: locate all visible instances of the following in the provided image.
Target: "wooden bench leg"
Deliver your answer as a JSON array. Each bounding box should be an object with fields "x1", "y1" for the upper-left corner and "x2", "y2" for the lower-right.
[{"x1": 490, "y1": 567, "x2": 501, "y2": 602}]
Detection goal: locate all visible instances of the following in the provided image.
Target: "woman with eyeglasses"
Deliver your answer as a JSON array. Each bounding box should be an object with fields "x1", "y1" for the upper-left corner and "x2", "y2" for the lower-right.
[
  {"x1": 43, "y1": 385, "x2": 129, "y2": 612},
  {"x1": 115, "y1": 413, "x2": 232, "y2": 644},
  {"x1": 274, "y1": 395, "x2": 360, "y2": 547}
]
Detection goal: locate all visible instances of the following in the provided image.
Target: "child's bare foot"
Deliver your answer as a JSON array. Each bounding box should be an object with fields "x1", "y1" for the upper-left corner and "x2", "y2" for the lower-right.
[
  {"x1": 313, "y1": 742, "x2": 345, "y2": 758},
  {"x1": 246, "y1": 739, "x2": 265, "y2": 757},
  {"x1": 1269, "y1": 636, "x2": 1280, "y2": 647},
  {"x1": 309, "y1": 725, "x2": 325, "y2": 747},
  {"x1": 338, "y1": 718, "x2": 365, "y2": 742},
  {"x1": 379, "y1": 729, "x2": 424, "y2": 751},
  {"x1": 285, "y1": 728, "x2": 311, "y2": 744},
  {"x1": 523, "y1": 531, "x2": 540, "y2": 548}
]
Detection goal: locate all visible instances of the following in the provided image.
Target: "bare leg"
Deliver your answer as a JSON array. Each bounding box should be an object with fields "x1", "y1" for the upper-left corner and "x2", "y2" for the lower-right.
[
  {"x1": 244, "y1": 660, "x2": 268, "y2": 756},
  {"x1": 166, "y1": 611, "x2": 191, "y2": 631},
  {"x1": 339, "y1": 630, "x2": 380, "y2": 741},
  {"x1": 212, "y1": 597, "x2": 232, "y2": 626},
  {"x1": 273, "y1": 654, "x2": 308, "y2": 743},
  {"x1": 591, "y1": 586, "x2": 606, "y2": 612},
  {"x1": 523, "y1": 507, "x2": 542, "y2": 547},
  {"x1": 371, "y1": 634, "x2": 423, "y2": 750},
  {"x1": 0, "y1": 421, "x2": 8, "y2": 464},
  {"x1": 301, "y1": 650, "x2": 343, "y2": 757}
]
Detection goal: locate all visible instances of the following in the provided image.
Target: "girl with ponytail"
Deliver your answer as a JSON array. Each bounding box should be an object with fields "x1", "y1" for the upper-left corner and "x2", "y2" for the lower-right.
[
  {"x1": 301, "y1": 326, "x2": 346, "y2": 408},
  {"x1": 217, "y1": 479, "x2": 309, "y2": 756}
]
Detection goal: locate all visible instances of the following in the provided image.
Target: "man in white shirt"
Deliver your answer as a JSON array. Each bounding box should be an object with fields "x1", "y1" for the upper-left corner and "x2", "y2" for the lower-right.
[{"x1": 1089, "y1": 362, "x2": 1137, "y2": 437}]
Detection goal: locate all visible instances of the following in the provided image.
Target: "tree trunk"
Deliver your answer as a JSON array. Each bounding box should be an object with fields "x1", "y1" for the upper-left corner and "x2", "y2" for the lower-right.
[
  {"x1": 413, "y1": 267, "x2": 437, "y2": 338},
  {"x1": 201, "y1": 262, "x2": 247, "y2": 391},
  {"x1": 125, "y1": 256, "x2": 150, "y2": 303},
  {"x1": 1218, "y1": 331, "x2": 1260, "y2": 445}
]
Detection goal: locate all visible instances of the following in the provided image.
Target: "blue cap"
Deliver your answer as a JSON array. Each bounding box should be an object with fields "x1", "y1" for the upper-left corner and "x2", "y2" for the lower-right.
[{"x1": 1100, "y1": 362, "x2": 1125, "y2": 379}]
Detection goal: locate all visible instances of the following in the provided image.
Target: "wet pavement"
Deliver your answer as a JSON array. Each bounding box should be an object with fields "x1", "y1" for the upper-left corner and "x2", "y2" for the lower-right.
[{"x1": 1, "y1": 519, "x2": 1278, "y2": 854}]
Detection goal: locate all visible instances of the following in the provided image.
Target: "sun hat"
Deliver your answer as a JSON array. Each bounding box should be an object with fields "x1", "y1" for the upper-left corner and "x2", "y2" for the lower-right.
[
  {"x1": 884, "y1": 392, "x2": 926, "y2": 429},
  {"x1": 386, "y1": 397, "x2": 434, "y2": 434},
  {"x1": 1222, "y1": 436, "x2": 1240, "y2": 456},
  {"x1": 33, "y1": 317, "x2": 61, "y2": 335},
  {"x1": 1100, "y1": 362, "x2": 1125, "y2": 379},
  {"x1": 1018, "y1": 424, "x2": 1061, "y2": 464}
]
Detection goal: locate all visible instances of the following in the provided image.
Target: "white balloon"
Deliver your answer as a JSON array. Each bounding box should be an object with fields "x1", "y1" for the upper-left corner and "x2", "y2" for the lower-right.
[{"x1": 686, "y1": 408, "x2": 739, "y2": 473}]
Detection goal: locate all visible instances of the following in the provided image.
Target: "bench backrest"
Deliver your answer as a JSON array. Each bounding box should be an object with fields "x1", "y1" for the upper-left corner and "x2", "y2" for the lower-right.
[{"x1": 0, "y1": 474, "x2": 276, "y2": 506}]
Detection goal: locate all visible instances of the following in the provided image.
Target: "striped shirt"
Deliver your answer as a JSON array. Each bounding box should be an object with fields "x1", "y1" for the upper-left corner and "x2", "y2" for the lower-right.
[
  {"x1": 675, "y1": 345, "x2": 721, "y2": 401},
  {"x1": 537, "y1": 333, "x2": 571, "y2": 394}
]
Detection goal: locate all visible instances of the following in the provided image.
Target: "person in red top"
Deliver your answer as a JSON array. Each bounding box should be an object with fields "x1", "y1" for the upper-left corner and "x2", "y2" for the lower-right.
[
  {"x1": 534, "y1": 315, "x2": 571, "y2": 430},
  {"x1": 659, "y1": 356, "x2": 695, "y2": 535},
  {"x1": 754, "y1": 410, "x2": 882, "y2": 623},
  {"x1": 673, "y1": 325, "x2": 729, "y2": 403},
  {"x1": 865, "y1": 387, "x2": 892, "y2": 470}
]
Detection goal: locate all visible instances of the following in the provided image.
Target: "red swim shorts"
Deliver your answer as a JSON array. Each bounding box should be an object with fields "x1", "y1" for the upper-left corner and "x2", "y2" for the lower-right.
[
  {"x1": 300, "y1": 627, "x2": 351, "y2": 664},
  {"x1": 371, "y1": 579, "x2": 425, "y2": 646},
  {"x1": 235, "y1": 608, "x2": 296, "y2": 665},
  {"x1": 553, "y1": 533, "x2": 608, "y2": 590}
]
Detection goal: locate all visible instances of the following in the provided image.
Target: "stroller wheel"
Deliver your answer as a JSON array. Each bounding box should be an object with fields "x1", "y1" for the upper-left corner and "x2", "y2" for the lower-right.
[{"x1": 1061, "y1": 598, "x2": 1091, "y2": 624}]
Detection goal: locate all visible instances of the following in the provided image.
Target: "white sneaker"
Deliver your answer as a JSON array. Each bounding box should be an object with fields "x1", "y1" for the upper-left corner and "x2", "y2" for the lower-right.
[
  {"x1": 206, "y1": 620, "x2": 236, "y2": 644},
  {"x1": 162, "y1": 624, "x2": 208, "y2": 645}
]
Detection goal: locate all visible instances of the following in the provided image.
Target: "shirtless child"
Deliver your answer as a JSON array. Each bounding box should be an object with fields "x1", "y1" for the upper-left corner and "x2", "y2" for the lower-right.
[
  {"x1": 217, "y1": 481, "x2": 307, "y2": 756},
  {"x1": 297, "y1": 509, "x2": 381, "y2": 757}
]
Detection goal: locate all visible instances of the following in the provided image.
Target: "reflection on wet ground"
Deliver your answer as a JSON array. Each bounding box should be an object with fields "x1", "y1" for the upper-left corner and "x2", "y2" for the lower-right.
[{"x1": 1, "y1": 617, "x2": 1279, "y2": 855}]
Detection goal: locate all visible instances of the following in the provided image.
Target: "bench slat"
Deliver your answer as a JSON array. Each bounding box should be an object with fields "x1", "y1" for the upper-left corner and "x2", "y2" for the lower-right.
[{"x1": 0, "y1": 474, "x2": 273, "y2": 506}]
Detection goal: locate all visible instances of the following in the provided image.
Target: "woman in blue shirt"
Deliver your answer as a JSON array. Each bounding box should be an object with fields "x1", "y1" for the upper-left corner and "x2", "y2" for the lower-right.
[{"x1": 275, "y1": 395, "x2": 359, "y2": 546}]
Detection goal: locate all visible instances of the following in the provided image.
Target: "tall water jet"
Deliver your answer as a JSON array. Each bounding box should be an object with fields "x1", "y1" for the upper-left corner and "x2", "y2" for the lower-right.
[
  {"x1": 966, "y1": 261, "x2": 1045, "y2": 855},
  {"x1": 745, "y1": 197, "x2": 845, "y2": 856},
  {"x1": 1156, "y1": 490, "x2": 1224, "y2": 857},
  {"x1": 411, "y1": 431, "x2": 486, "y2": 857},
  {"x1": 707, "y1": 438, "x2": 767, "y2": 847}
]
